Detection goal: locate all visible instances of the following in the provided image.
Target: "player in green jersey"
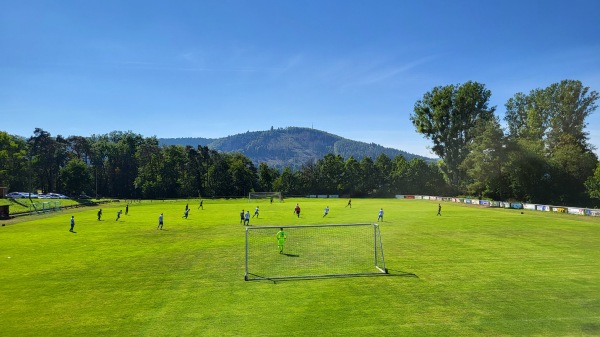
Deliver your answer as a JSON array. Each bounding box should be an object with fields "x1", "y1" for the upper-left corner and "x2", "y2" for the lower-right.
[{"x1": 276, "y1": 228, "x2": 287, "y2": 254}]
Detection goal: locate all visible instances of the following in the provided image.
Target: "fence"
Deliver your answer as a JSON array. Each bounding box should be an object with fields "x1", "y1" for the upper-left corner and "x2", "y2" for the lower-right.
[{"x1": 395, "y1": 195, "x2": 600, "y2": 217}]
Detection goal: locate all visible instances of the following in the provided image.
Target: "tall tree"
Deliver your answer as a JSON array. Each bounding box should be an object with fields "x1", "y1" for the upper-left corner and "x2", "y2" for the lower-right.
[
  {"x1": 134, "y1": 138, "x2": 163, "y2": 198},
  {"x1": 60, "y1": 158, "x2": 92, "y2": 196},
  {"x1": 546, "y1": 80, "x2": 598, "y2": 152},
  {"x1": 505, "y1": 79, "x2": 598, "y2": 151},
  {"x1": 342, "y1": 156, "x2": 361, "y2": 195},
  {"x1": 298, "y1": 159, "x2": 320, "y2": 195},
  {"x1": 317, "y1": 153, "x2": 345, "y2": 194},
  {"x1": 585, "y1": 161, "x2": 600, "y2": 202},
  {"x1": 411, "y1": 81, "x2": 495, "y2": 188},
  {"x1": 505, "y1": 80, "x2": 598, "y2": 204},
  {"x1": 207, "y1": 153, "x2": 233, "y2": 197},
  {"x1": 358, "y1": 157, "x2": 377, "y2": 196},
  {"x1": 273, "y1": 166, "x2": 298, "y2": 196},
  {"x1": 0, "y1": 132, "x2": 29, "y2": 191},
  {"x1": 460, "y1": 117, "x2": 510, "y2": 199},
  {"x1": 374, "y1": 153, "x2": 393, "y2": 196},
  {"x1": 28, "y1": 128, "x2": 60, "y2": 193},
  {"x1": 258, "y1": 162, "x2": 280, "y2": 192},
  {"x1": 227, "y1": 152, "x2": 257, "y2": 197}
]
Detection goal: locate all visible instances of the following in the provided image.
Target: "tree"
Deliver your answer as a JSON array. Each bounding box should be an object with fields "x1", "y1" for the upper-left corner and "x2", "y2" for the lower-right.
[
  {"x1": 258, "y1": 162, "x2": 279, "y2": 192},
  {"x1": 298, "y1": 159, "x2": 321, "y2": 195},
  {"x1": 411, "y1": 81, "x2": 495, "y2": 188},
  {"x1": 104, "y1": 131, "x2": 144, "y2": 198},
  {"x1": 227, "y1": 152, "x2": 257, "y2": 196},
  {"x1": 317, "y1": 153, "x2": 345, "y2": 194},
  {"x1": 504, "y1": 139, "x2": 551, "y2": 203},
  {"x1": 0, "y1": 132, "x2": 29, "y2": 191},
  {"x1": 161, "y1": 145, "x2": 188, "y2": 197},
  {"x1": 60, "y1": 158, "x2": 92, "y2": 196},
  {"x1": 585, "y1": 161, "x2": 600, "y2": 201},
  {"x1": 548, "y1": 142, "x2": 597, "y2": 205},
  {"x1": 374, "y1": 153, "x2": 393, "y2": 196},
  {"x1": 28, "y1": 128, "x2": 64, "y2": 193},
  {"x1": 504, "y1": 80, "x2": 599, "y2": 204},
  {"x1": 460, "y1": 117, "x2": 510, "y2": 199},
  {"x1": 207, "y1": 153, "x2": 233, "y2": 197},
  {"x1": 273, "y1": 166, "x2": 298, "y2": 196},
  {"x1": 342, "y1": 156, "x2": 361, "y2": 195},
  {"x1": 358, "y1": 157, "x2": 377, "y2": 196},
  {"x1": 134, "y1": 138, "x2": 163, "y2": 199},
  {"x1": 505, "y1": 80, "x2": 598, "y2": 152}
]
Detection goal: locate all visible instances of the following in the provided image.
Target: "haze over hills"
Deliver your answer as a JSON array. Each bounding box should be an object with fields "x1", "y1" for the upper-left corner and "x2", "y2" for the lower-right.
[{"x1": 159, "y1": 127, "x2": 434, "y2": 169}]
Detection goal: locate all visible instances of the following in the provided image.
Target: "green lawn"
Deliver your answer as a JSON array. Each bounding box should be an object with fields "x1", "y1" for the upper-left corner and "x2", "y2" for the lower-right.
[{"x1": 1, "y1": 198, "x2": 599, "y2": 336}]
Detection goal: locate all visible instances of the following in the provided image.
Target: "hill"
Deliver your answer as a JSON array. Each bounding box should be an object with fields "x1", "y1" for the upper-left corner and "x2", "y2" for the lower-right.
[{"x1": 159, "y1": 127, "x2": 433, "y2": 169}]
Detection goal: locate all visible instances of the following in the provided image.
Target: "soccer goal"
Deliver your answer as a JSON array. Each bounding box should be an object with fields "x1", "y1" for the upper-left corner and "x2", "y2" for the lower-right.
[
  {"x1": 245, "y1": 223, "x2": 388, "y2": 281},
  {"x1": 248, "y1": 191, "x2": 282, "y2": 202}
]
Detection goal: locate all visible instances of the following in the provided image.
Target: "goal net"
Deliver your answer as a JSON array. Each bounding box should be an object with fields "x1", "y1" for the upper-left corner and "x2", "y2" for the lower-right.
[
  {"x1": 245, "y1": 223, "x2": 387, "y2": 281},
  {"x1": 248, "y1": 192, "x2": 282, "y2": 201}
]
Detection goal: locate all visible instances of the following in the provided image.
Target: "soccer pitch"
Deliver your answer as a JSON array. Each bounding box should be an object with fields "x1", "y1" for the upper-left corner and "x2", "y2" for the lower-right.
[{"x1": 1, "y1": 198, "x2": 599, "y2": 336}]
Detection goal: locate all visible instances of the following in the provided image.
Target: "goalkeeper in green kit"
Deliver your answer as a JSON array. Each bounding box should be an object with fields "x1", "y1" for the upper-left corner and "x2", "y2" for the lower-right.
[{"x1": 276, "y1": 228, "x2": 287, "y2": 254}]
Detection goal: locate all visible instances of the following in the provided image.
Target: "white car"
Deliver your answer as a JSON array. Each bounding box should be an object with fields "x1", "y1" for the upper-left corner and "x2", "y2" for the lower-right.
[
  {"x1": 7, "y1": 192, "x2": 27, "y2": 198},
  {"x1": 45, "y1": 193, "x2": 68, "y2": 199}
]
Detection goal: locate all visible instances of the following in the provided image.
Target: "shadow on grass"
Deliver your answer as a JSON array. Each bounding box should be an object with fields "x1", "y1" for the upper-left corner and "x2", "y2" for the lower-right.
[
  {"x1": 245, "y1": 269, "x2": 417, "y2": 284},
  {"x1": 385, "y1": 268, "x2": 419, "y2": 278}
]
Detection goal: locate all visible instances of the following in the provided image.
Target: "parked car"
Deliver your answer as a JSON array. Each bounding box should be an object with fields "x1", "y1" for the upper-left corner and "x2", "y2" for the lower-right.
[
  {"x1": 78, "y1": 194, "x2": 92, "y2": 199},
  {"x1": 45, "y1": 193, "x2": 70, "y2": 199},
  {"x1": 7, "y1": 192, "x2": 26, "y2": 198}
]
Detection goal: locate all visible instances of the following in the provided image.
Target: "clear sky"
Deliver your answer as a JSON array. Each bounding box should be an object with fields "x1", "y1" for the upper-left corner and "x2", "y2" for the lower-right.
[{"x1": 1, "y1": 0, "x2": 599, "y2": 157}]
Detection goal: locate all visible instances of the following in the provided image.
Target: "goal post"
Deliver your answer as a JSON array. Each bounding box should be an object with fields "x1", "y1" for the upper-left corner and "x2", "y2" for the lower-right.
[
  {"x1": 245, "y1": 223, "x2": 388, "y2": 281},
  {"x1": 248, "y1": 191, "x2": 282, "y2": 202}
]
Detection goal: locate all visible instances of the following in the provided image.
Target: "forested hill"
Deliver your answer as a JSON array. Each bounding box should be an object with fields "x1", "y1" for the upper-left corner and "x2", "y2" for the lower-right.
[{"x1": 159, "y1": 127, "x2": 433, "y2": 169}]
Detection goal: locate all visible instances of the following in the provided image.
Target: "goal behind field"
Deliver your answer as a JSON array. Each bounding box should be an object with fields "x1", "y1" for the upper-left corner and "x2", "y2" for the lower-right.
[
  {"x1": 245, "y1": 223, "x2": 388, "y2": 281},
  {"x1": 248, "y1": 192, "x2": 282, "y2": 202}
]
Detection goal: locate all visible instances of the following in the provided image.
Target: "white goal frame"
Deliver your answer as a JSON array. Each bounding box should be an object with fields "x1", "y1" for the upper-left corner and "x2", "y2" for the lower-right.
[
  {"x1": 245, "y1": 223, "x2": 388, "y2": 281},
  {"x1": 248, "y1": 191, "x2": 282, "y2": 202}
]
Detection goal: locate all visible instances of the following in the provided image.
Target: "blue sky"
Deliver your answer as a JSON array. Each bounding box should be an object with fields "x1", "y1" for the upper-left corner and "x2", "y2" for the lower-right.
[{"x1": 1, "y1": 0, "x2": 599, "y2": 157}]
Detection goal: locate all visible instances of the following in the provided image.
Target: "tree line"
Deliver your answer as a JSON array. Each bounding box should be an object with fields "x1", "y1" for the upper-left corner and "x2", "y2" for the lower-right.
[
  {"x1": 2, "y1": 78, "x2": 599, "y2": 206},
  {"x1": 0, "y1": 129, "x2": 446, "y2": 199}
]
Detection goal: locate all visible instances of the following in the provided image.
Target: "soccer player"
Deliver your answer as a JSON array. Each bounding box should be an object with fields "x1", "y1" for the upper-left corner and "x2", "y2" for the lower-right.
[
  {"x1": 377, "y1": 208, "x2": 384, "y2": 222},
  {"x1": 346, "y1": 199, "x2": 352, "y2": 208},
  {"x1": 97, "y1": 209, "x2": 102, "y2": 221},
  {"x1": 157, "y1": 213, "x2": 164, "y2": 230},
  {"x1": 125, "y1": 204, "x2": 129, "y2": 215},
  {"x1": 244, "y1": 211, "x2": 251, "y2": 226},
  {"x1": 323, "y1": 206, "x2": 329, "y2": 217},
  {"x1": 183, "y1": 208, "x2": 190, "y2": 219},
  {"x1": 116, "y1": 210, "x2": 122, "y2": 221},
  {"x1": 276, "y1": 228, "x2": 287, "y2": 254},
  {"x1": 240, "y1": 209, "x2": 245, "y2": 224},
  {"x1": 294, "y1": 204, "x2": 301, "y2": 218},
  {"x1": 437, "y1": 204, "x2": 442, "y2": 216},
  {"x1": 198, "y1": 199, "x2": 203, "y2": 210},
  {"x1": 69, "y1": 216, "x2": 75, "y2": 232},
  {"x1": 253, "y1": 206, "x2": 259, "y2": 218}
]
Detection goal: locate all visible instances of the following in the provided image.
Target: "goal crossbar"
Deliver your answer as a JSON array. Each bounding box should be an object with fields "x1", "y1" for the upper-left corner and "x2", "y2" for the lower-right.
[{"x1": 245, "y1": 223, "x2": 387, "y2": 281}]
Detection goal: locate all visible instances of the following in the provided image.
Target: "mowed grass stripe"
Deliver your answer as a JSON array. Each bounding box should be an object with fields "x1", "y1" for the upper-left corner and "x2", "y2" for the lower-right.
[{"x1": 1, "y1": 198, "x2": 599, "y2": 336}]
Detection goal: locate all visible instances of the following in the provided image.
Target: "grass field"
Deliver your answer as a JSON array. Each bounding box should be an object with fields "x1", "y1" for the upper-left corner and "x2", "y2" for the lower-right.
[{"x1": 1, "y1": 198, "x2": 599, "y2": 336}]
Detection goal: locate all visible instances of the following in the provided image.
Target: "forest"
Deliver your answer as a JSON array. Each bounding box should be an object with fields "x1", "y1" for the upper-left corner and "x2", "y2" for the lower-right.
[{"x1": 0, "y1": 128, "x2": 446, "y2": 199}]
